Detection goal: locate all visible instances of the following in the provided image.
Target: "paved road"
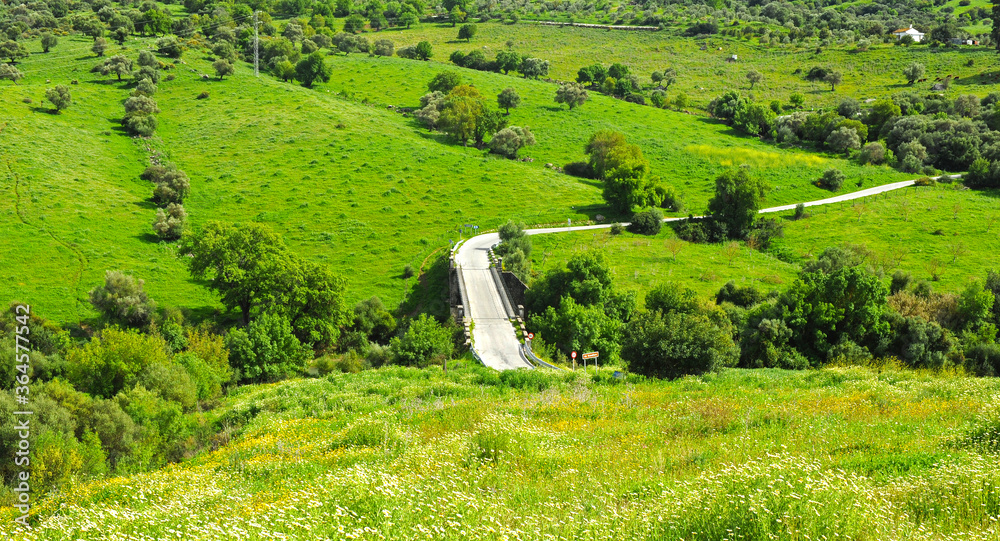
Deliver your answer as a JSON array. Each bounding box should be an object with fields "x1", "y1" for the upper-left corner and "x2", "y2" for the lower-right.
[
  {"x1": 455, "y1": 178, "x2": 936, "y2": 370},
  {"x1": 453, "y1": 232, "x2": 533, "y2": 370}
]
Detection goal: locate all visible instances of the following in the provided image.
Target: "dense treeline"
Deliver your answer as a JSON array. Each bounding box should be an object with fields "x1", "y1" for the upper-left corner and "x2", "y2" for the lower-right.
[
  {"x1": 520, "y1": 242, "x2": 1000, "y2": 380},
  {"x1": 709, "y1": 89, "x2": 1000, "y2": 183},
  {"x1": 0, "y1": 222, "x2": 462, "y2": 493}
]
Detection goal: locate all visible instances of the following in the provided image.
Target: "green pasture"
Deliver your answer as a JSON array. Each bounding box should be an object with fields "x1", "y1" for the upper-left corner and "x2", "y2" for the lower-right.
[
  {"x1": 1, "y1": 32, "x2": 915, "y2": 324},
  {"x1": 342, "y1": 19, "x2": 1000, "y2": 109},
  {"x1": 529, "y1": 227, "x2": 799, "y2": 303}
]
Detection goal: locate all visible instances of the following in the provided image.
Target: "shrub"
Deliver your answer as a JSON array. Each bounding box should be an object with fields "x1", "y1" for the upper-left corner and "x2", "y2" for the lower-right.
[
  {"x1": 628, "y1": 208, "x2": 663, "y2": 235},
  {"x1": 389, "y1": 314, "x2": 454, "y2": 367},
  {"x1": 45, "y1": 85, "x2": 72, "y2": 111},
  {"x1": 622, "y1": 311, "x2": 738, "y2": 379},
  {"x1": 173, "y1": 352, "x2": 224, "y2": 401},
  {"x1": 185, "y1": 328, "x2": 231, "y2": 383},
  {"x1": 137, "y1": 362, "x2": 198, "y2": 410},
  {"x1": 89, "y1": 271, "x2": 156, "y2": 328},
  {"x1": 489, "y1": 126, "x2": 535, "y2": 159},
  {"x1": 610, "y1": 223, "x2": 624, "y2": 235},
  {"x1": 858, "y1": 142, "x2": 887, "y2": 165},
  {"x1": 122, "y1": 113, "x2": 157, "y2": 136},
  {"x1": 68, "y1": 327, "x2": 170, "y2": 398},
  {"x1": 152, "y1": 203, "x2": 187, "y2": 240},
  {"x1": 372, "y1": 39, "x2": 393, "y2": 57},
  {"x1": 225, "y1": 313, "x2": 309, "y2": 382},
  {"x1": 197, "y1": 91, "x2": 209, "y2": 99},
  {"x1": 890, "y1": 271, "x2": 913, "y2": 294},
  {"x1": 563, "y1": 161, "x2": 593, "y2": 178},
  {"x1": 794, "y1": 203, "x2": 806, "y2": 220},
  {"x1": 716, "y1": 281, "x2": 764, "y2": 307},
  {"x1": 818, "y1": 168, "x2": 845, "y2": 191},
  {"x1": 156, "y1": 37, "x2": 183, "y2": 58}
]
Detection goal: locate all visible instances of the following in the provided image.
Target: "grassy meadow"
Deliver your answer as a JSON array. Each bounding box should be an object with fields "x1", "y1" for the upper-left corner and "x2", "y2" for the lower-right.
[
  {"x1": 529, "y1": 227, "x2": 799, "y2": 303},
  {"x1": 530, "y1": 184, "x2": 1000, "y2": 303},
  {"x1": 0, "y1": 30, "x2": 914, "y2": 324},
  {"x1": 348, "y1": 19, "x2": 1000, "y2": 109},
  {"x1": 3, "y1": 363, "x2": 1000, "y2": 539}
]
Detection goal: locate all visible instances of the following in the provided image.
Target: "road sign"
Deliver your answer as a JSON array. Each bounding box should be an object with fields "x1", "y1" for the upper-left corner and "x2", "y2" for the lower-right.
[
  {"x1": 570, "y1": 351, "x2": 577, "y2": 359},
  {"x1": 464, "y1": 224, "x2": 472, "y2": 228},
  {"x1": 527, "y1": 333, "x2": 534, "y2": 340},
  {"x1": 582, "y1": 351, "x2": 599, "y2": 360}
]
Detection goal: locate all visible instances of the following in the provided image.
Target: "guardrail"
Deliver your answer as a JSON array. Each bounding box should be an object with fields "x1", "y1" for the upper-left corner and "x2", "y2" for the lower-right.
[{"x1": 522, "y1": 341, "x2": 565, "y2": 370}]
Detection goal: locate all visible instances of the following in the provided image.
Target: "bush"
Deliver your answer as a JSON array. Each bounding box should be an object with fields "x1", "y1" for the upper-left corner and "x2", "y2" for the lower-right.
[
  {"x1": 716, "y1": 281, "x2": 763, "y2": 307},
  {"x1": 89, "y1": 271, "x2": 156, "y2": 328},
  {"x1": 372, "y1": 39, "x2": 393, "y2": 57},
  {"x1": 122, "y1": 113, "x2": 157, "y2": 136},
  {"x1": 225, "y1": 313, "x2": 309, "y2": 382},
  {"x1": 69, "y1": 327, "x2": 170, "y2": 398},
  {"x1": 622, "y1": 311, "x2": 738, "y2": 379},
  {"x1": 610, "y1": 223, "x2": 624, "y2": 235},
  {"x1": 427, "y1": 71, "x2": 461, "y2": 93},
  {"x1": 890, "y1": 271, "x2": 913, "y2": 294},
  {"x1": 389, "y1": 314, "x2": 454, "y2": 367},
  {"x1": 175, "y1": 352, "x2": 224, "y2": 400},
  {"x1": 628, "y1": 208, "x2": 663, "y2": 235},
  {"x1": 858, "y1": 142, "x2": 887, "y2": 165},
  {"x1": 794, "y1": 203, "x2": 806, "y2": 220},
  {"x1": 818, "y1": 168, "x2": 845, "y2": 191},
  {"x1": 137, "y1": 362, "x2": 198, "y2": 410},
  {"x1": 152, "y1": 203, "x2": 187, "y2": 240},
  {"x1": 563, "y1": 161, "x2": 593, "y2": 178}
]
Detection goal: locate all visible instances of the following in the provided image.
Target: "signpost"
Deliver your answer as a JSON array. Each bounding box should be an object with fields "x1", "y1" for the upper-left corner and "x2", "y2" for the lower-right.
[
  {"x1": 582, "y1": 351, "x2": 598, "y2": 371},
  {"x1": 571, "y1": 350, "x2": 577, "y2": 370},
  {"x1": 527, "y1": 333, "x2": 534, "y2": 340}
]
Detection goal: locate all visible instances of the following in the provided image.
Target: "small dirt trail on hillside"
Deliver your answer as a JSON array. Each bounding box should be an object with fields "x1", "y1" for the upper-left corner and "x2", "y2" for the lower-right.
[{"x1": 3, "y1": 122, "x2": 90, "y2": 319}]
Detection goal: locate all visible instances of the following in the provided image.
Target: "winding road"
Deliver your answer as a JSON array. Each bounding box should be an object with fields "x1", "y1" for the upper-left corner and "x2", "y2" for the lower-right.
[{"x1": 455, "y1": 177, "x2": 942, "y2": 371}]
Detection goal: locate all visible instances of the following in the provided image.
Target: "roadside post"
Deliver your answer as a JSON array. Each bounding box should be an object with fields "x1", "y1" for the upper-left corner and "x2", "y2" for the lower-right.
[
  {"x1": 571, "y1": 350, "x2": 577, "y2": 370},
  {"x1": 582, "y1": 351, "x2": 599, "y2": 373}
]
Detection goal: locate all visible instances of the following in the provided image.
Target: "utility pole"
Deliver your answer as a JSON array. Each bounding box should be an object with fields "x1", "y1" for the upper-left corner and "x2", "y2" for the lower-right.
[{"x1": 253, "y1": 10, "x2": 259, "y2": 77}]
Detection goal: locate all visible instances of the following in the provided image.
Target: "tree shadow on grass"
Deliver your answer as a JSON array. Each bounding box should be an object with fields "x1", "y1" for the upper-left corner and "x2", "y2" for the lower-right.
[
  {"x1": 28, "y1": 106, "x2": 58, "y2": 114},
  {"x1": 132, "y1": 199, "x2": 158, "y2": 210},
  {"x1": 134, "y1": 232, "x2": 162, "y2": 244},
  {"x1": 397, "y1": 251, "x2": 451, "y2": 319}
]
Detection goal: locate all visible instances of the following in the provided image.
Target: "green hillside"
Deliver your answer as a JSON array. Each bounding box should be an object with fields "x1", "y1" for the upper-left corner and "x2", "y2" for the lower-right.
[{"x1": 1, "y1": 34, "x2": 908, "y2": 324}]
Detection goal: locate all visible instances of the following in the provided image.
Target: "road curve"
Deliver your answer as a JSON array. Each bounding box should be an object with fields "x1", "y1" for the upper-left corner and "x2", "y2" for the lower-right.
[{"x1": 456, "y1": 177, "x2": 937, "y2": 370}]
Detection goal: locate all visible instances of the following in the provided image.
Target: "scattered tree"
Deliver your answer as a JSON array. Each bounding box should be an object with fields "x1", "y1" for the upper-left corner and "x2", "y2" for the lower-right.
[
  {"x1": 458, "y1": 23, "x2": 477, "y2": 41},
  {"x1": 343, "y1": 14, "x2": 366, "y2": 33},
  {"x1": 497, "y1": 87, "x2": 520, "y2": 114},
  {"x1": 0, "y1": 63, "x2": 23, "y2": 84},
  {"x1": 152, "y1": 203, "x2": 187, "y2": 240},
  {"x1": 707, "y1": 167, "x2": 768, "y2": 239},
  {"x1": 89, "y1": 271, "x2": 156, "y2": 328},
  {"x1": 746, "y1": 69, "x2": 764, "y2": 89},
  {"x1": 98, "y1": 55, "x2": 133, "y2": 80},
  {"x1": 295, "y1": 52, "x2": 332, "y2": 87},
  {"x1": 45, "y1": 85, "x2": 72, "y2": 112},
  {"x1": 554, "y1": 81, "x2": 588, "y2": 109},
  {"x1": 41, "y1": 33, "x2": 58, "y2": 53},
  {"x1": 213, "y1": 59, "x2": 234, "y2": 80},
  {"x1": 414, "y1": 40, "x2": 433, "y2": 60},
  {"x1": 903, "y1": 62, "x2": 925, "y2": 84},
  {"x1": 91, "y1": 37, "x2": 109, "y2": 57},
  {"x1": 428, "y1": 71, "x2": 461, "y2": 93},
  {"x1": 824, "y1": 70, "x2": 842, "y2": 91},
  {"x1": 488, "y1": 125, "x2": 535, "y2": 158}
]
